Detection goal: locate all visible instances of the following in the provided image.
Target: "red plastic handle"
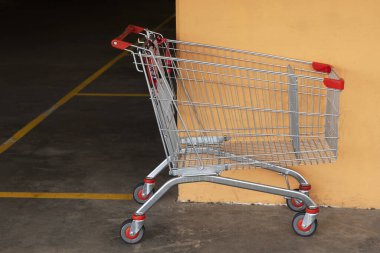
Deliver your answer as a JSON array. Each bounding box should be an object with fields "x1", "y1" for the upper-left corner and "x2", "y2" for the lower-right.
[
  {"x1": 323, "y1": 78, "x2": 344, "y2": 90},
  {"x1": 111, "y1": 25, "x2": 145, "y2": 50},
  {"x1": 312, "y1": 62, "x2": 332, "y2": 73}
]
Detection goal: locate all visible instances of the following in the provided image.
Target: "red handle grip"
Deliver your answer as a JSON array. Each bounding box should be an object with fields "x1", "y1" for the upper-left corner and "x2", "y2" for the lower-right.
[
  {"x1": 312, "y1": 62, "x2": 332, "y2": 73},
  {"x1": 111, "y1": 25, "x2": 145, "y2": 50}
]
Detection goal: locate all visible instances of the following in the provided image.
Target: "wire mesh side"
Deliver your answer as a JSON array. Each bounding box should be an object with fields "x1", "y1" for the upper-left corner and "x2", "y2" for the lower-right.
[
  {"x1": 161, "y1": 39, "x2": 326, "y2": 80},
  {"x1": 136, "y1": 38, "x2": 340, "y2": 171}
]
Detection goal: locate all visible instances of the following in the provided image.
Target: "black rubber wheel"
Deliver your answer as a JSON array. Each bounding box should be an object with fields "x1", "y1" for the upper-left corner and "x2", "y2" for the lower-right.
[
  {"x1": 292, "y1": 212, "x2": 318, "y2": 237},
  {"x1": 120, "y1": 219, "x2": 145, "y2": 244},
  {"x1": 286, "y1": 189, "x2": 307, "y2": 212},
  {"x1": 133, "y1": 182, "x2": 155, "y2": 204}
]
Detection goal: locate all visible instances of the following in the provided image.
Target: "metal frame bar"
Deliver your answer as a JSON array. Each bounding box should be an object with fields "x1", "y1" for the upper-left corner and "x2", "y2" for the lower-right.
[
  {"x1": 287, "y1": 65, "x2": 300, "y2": 159},
  {"x1": 176, "y1": 147, "x2": 309, "y2": 184},
  {"x1": 136, "y1": 175, "x2": 317, "y2": 215},
  {"x1": 325, "y1": 70, "x2": 341, "y2": 157},
  {"x1": 128, "y1": 174, "x2": 318, "y2": 236},
  {"x1": 146, "y1": 158, "x2": 169, "y2": 179}
]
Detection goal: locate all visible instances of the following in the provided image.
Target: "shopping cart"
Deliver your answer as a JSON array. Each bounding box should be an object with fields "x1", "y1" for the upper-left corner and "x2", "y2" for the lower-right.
[{"x1": 111, "y1": 25, "x2": 344, "y2": 243}]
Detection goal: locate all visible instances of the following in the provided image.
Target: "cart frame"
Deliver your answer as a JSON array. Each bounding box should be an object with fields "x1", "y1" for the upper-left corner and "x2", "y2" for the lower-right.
[{"x1": 111, "y1": 25, "x2": 344, "y2": 243}]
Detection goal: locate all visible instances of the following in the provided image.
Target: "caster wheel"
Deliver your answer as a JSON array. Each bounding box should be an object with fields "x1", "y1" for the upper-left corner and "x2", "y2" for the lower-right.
[
  {"x1": 120, "y1": 219, "x2": 145, "y2": 244},
  {"x1": 292, "y1": 212, "x2": 318, "y2": 237},
  {"x1": 286, "y1": 189, "x2": 306, "y2": 212},
  {"x1": 133, "y1": 182, "x2": 155, "y2": 204}
]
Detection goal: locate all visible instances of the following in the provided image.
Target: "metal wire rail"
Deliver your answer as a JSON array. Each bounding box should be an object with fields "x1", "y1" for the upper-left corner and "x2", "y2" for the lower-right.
[{"x1": 111, "y1": 25, "x2": 344, "y2": 243}]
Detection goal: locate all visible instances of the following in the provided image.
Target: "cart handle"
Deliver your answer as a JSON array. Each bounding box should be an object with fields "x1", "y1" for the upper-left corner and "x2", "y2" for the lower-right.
[{"x1": 111, "y1": 25, "x2": 145, "y2": 50}]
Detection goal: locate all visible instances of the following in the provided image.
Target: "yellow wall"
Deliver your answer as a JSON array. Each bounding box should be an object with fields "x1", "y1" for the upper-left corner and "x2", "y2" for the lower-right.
[{"x1": 176, "y1": 0, "x2": 380, "y2": 208}]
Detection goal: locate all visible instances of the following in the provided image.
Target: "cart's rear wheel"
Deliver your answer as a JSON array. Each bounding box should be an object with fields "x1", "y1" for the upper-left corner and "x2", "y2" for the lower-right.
[
  {"x1": 133, "y1": 182, "x2": 155, "y2": 204},
  {"x1": 292, "y1": 213, "x2": 318, "y2": 237},
  {"x1": 120, "y1": 219, "x2": 145, "y2": 244},
  {"x1": 286, "y1": 189, "x2": 307, "y2": 212}
]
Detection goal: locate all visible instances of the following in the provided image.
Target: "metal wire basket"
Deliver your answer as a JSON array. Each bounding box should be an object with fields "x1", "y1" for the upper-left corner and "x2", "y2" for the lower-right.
[{"x1": 111, "y1": 25, "x2": 344, "y2": 243}]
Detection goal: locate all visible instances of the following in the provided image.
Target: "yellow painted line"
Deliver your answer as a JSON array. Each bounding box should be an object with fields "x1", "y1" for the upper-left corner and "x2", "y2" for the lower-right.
[
  {"x1": 0, "y1": 192, "x2": 133, "y2": 200},
  {"x1": 0, "y1": 14, "x2": 175, "y2": 154},
  {"x1": 0, "y1": 53, "x2": 127, "y2": 154},
  {"x1": 0, "y1": 52, "x2": 126, "y2": 154},
  {"x1": 76, "y1": 93, "x2": 149, "y2": 97}
]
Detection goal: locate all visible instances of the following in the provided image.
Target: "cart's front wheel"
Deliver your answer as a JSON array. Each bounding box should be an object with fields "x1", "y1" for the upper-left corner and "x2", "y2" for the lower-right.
[
  {"x1": 292, "y1": 213, "x2": 318, "y2": 237},
  {"x1": 286, "y1": 189, "x2": 306, "y2": 212},
  {"x1": 120, "y1": 219, "x2": 145, "y2": 244},
  {"x1": 133, "y1": 182, "x2": 155, "y2": 204}
]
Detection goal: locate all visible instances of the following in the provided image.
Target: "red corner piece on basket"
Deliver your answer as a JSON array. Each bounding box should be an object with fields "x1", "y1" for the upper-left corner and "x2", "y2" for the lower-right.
[
  {"x1": 299, "y1": 184, "x2": 311, "y2": 191},
  {"x1": 126, "y1": 25, "x2": 145, "y2": 34},
  {"x1": 323, "y1": 78, "x2": 345, "y2": 90},
  {"x1": 132, "y1": 214, "x2": 146, "y2": 220},
  {"x1": 306, "y1": 207, "x2": 320, "y2": 214},
  {"x1": 312, "y1": 62, "x2": 332, "y2": 73},
  {"x1": 111, "y1": 40, "x2": 131, "y2": 50},
  {"x1": 111, "y1": 25, "x2": 145, "y2": 50}
]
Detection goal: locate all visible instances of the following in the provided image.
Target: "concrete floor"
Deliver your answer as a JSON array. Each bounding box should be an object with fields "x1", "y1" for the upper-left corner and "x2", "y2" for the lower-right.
[{"x1": 1, "y1": 1, "x2": 380, "y2": 252}]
